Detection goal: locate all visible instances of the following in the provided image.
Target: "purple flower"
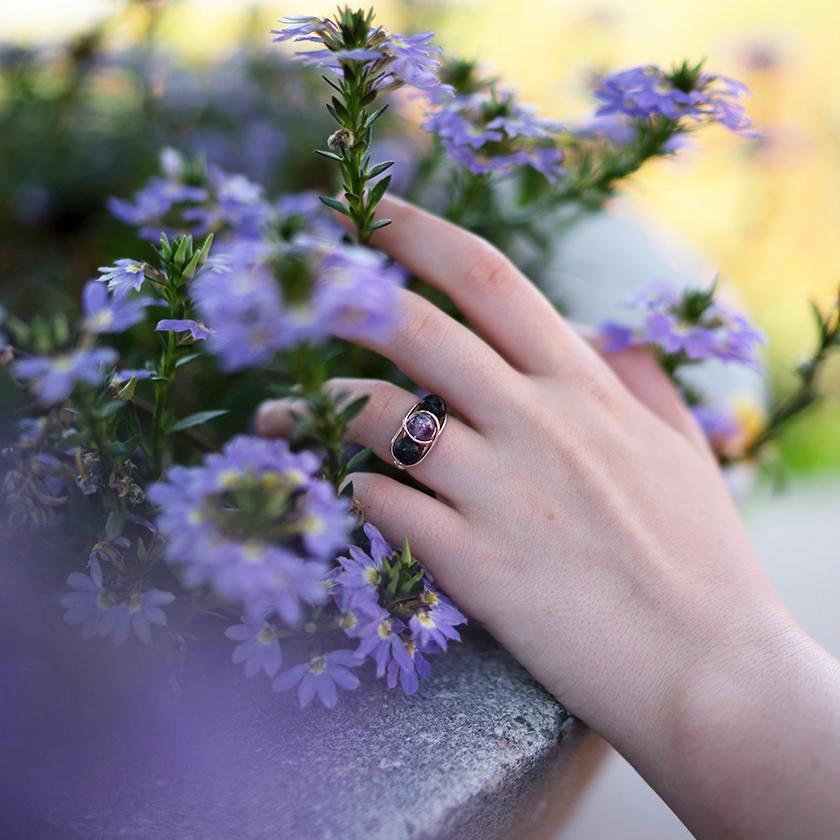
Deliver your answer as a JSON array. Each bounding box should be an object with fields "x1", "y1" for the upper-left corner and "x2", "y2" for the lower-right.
[
  {"x1": 59, "y1": 556, "x2": 174, "y2": 645},
  {"x1": 272, "y1": 14, "x2": 448, "y2": 95},
  {"x1": 355, "y1": 603, "x2": 413, "y2": 678},
  {"x1": 594, "y1": 64, "x2": 755, "y2": 135},
  {"x1": 14, "y1": 347, "x2": 118, "y2": 405},
  {"x1": 333, "y1": 522, "x2": 390, "y2": 607},
  {"x1": 148, "y1": 436, "x2": 352, "y2": 625},
  {"x1": 225, "y1": 614, "x2": 283, "y2": 678},
  {"x1": 182, "y1": 167, "x2": 272, "y2": 237},
  {"x1": 426, "y1": 90, "x2": 565, "y2": 181},
  {"x1": 386, "y1": 640, "x2": 432, "y2": 695},
  {"x1": 273, "y1": 649, "x2": 361, "y2": 709},
  {"x1": 82, "y1": 281, "x2": 150, "y2": 334},
  {"x1": 111, "y1": 368, "x2": 153, "y2": 386},
  {"x1": 155, "y1": 319, "x2": 211, "y2": 341},
  {"x1": 409, "y1": 599, "x2": 464, "y2": 652},
  {"x1": 270, "y1": 15, "x2": 324, "y2": 43},
  {"x1": 379, "y1": 32, "x2": 451, "y2": 94},
  {"x1": 97, "y1": 259, "x2": 147, "y2": 294},
  {"x1": 108, "y1": 148, "x2": 210, "y2": 240},
  {"x1": 599, "y1": 280, "x2": 764, "y2": 366},
  {"x1": 194, "y1": 236, "x2": 404, "y2": 371}
]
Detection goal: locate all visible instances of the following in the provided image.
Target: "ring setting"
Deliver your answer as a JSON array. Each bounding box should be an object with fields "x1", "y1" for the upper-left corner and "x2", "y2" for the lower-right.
[{"x1": 391, "y1": 395, "x2": 447, "y2": 469}]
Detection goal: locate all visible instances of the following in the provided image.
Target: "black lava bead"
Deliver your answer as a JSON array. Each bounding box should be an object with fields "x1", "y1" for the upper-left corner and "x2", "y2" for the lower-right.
[
  {"x1": 418, "y1": 394, "x2": 446, "y2": 422},
  {"x1": 392, "y1": 435, "x2": 425, "y2": 466}
]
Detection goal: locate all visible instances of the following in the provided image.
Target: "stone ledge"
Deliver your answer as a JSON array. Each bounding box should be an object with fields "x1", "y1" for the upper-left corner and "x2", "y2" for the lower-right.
[{"x1": 3, "y1": 615, "x2": 584, "y2": 840}]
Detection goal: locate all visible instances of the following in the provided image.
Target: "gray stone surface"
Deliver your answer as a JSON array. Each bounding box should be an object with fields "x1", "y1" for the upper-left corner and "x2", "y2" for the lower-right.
[{"x1": 2, "y1": 613, "x2": 579, "y2": 840}]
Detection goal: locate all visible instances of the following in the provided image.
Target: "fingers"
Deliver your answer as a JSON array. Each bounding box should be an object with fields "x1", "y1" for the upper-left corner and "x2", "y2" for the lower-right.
[
  {"x1": 362, "y1": 195, "x2": 586, "y2": 375},
  {"x1": 572, "y1": 322, "x2": 710, "y2": 452},
  {"x1": 602, "y1": 345, "x2": 711, "y2": 452},
  {"x1": 347, "y1": 471, "x2": 465, "y2": 562},
  {"x1": 257, "y1": 378, "x2": 487, "y2": 498},
  {"x1": 332, "y1": 287, "x2": 513, "y2": 430}
]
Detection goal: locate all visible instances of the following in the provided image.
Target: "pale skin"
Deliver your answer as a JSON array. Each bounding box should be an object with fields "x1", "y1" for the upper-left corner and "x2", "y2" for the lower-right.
[{"x1": 259, "y1": 195, "x2": 840, "y2": 839}]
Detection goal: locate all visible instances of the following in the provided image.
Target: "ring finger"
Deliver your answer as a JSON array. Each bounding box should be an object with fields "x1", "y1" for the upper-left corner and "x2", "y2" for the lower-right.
[{"x1": 257, "y1": 377, "x2": 486, "y2": 500}]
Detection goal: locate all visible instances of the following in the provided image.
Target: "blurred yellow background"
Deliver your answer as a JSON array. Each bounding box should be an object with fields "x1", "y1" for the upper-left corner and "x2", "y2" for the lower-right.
[{"x1": 4, "y1": 0, "x2": 839, "y2": 466}]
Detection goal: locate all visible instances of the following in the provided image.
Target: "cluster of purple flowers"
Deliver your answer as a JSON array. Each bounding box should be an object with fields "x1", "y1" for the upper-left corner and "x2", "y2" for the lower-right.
[
  {"x1": 109, "y1": 148, "x2": 271, "y2": 241},
  {"x1": 226, "y1": 522, "x2": 466, "y2": 709},
  {"x1": 425, "y1": 89, "x2": 565, "y2": 181},
  {"x1": 272, "y1": 15, "x2": 449, "y2": 96},
  {"x1": 12, "y1": 274, "x2": 158, "y2": 404},
  {"x1": 60, "y1": 555, "x2": 175, "y2": 646},
  {"x1": 600, "y1": 280, "x2": 764, "y2": 366},
  {"x1": 594, "y1": 64, "x2": 754, "y2": 135},
  {"x1": 193, "y1": 234, "x2": 404, "y2": 371},
  {"x1": 329, "y1": 523, "x2": 465, "y2": 697},
  {"x1": 148, "y1": 436, "x2": 354, "y2": 625}
]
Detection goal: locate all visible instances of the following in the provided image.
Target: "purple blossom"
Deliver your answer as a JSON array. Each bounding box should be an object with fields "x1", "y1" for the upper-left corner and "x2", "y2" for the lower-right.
[
  {"x1": 594, "y1": 64, "x2": 755, "y2": 135},
  {"x1": 59, "y1": 556, "x2": 174, "y2": 645},
  {"x1": 109, "y1": 148, "x2": 270, "y2": 240},
  {"x1": 111, "y1": 368, "x2": 153, "y2": 386},
  {"x1": 409, "y1": 598, "x2": 464, "y2": 652},
  {"x1": 194, "y1": 236, "x2": 404, "y2": 371},
  {"x1": 14, "y1": 347, "x2": 118, "y2": 405},
  {"x1": 272, "y1": 14, "x2": 448, "y2": 95},
  {"x1": 225, "y1": 614, "x2": 283, "y2": 678},
  {"x1": 379, "y1": 32, "x2": 451, "y2": 94},
  {"x1": 426, "y1": 90, "x2": 565, "y2": 181},
  {"x1": 599, "y1": 280, "x2": 764, "y2": 366},
  {"x1": 386, "y1": 640, "x2": 432, "y2": 695},
  {"x1": 269, "y1": 15, "x2": 324, "y2": 43},
  {"x1": 82, "y1": 281, "x2": 150, "y2": 334},
  {"x1": 355, "y1": 602, "x2": 413, "y2": 678},
  {"x1": 97, "y1": 259, "x2": 147, "y2": 294},
  {"x1": 148, "y1": 436, "x2": 352, "y2": 625},
  {"x1": 155, "y1": 319, "x2": 211, "y2": 341},
  {"x1": 334, "y1": 522, "x2": 389, "y2": 606},
  {"x1": 273, "y1": 649, "x2": 361, "y2": 709}
]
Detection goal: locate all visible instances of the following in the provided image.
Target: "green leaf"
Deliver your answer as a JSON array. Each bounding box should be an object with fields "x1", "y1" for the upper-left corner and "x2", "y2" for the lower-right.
[
  {"x1": 367, "y1": 175, "x2": 391, "y2": 208},
  {"x1": 364, "y1": 104, "x2": 389, "y2": 129},
  {"x1": 99, "y1": 400, "x2": 127, "y2": 418},
  {"x1": 175, "y1": 352, "x2": 203, "y2": 369},
  {"x1": 367, "y1": 160, "x2": 394, "y2": 179},
  {"x1": 319, "y1": 196, "x2": 352, "y2": 216},
  {"x1": 338, "y1": 395, "x2": 370, "y2": 424},
  {"x1": 370, "y1": 218, "x2": 392, "y2": 232},
  {"x1": 169, "y1": 409, "x2": 229, "y2": 434},
  {"x1": 343, "y1": 447, "x2": 372, "y2": 473},
  {"x1": 315, "y1": 149, "x2": 344, "y2": 162}
]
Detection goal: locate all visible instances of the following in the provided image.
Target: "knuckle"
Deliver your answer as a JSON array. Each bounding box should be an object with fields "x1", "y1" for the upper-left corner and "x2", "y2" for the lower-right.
[
  {"x1": 401, "y1": 299, "x2": 447, "y2": 349},
  {"x1": 461, "y1": 238, "x2": 512, "y2": 295}
]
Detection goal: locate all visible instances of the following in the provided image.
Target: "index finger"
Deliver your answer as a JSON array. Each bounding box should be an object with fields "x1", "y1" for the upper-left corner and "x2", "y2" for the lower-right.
[{"x1": 364, "y1": 195, "x2": 589, "y2": 375}]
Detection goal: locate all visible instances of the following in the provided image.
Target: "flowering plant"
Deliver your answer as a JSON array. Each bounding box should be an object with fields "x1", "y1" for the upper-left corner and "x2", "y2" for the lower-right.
[{"x1": 1, "y1": 7, "x2": 838, "y2": 709}]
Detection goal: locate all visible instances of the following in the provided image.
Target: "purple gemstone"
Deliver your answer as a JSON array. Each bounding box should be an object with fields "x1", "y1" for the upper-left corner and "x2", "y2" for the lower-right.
[{"x1": 405, "y1": 411, "x2": 437, "y2": 442}]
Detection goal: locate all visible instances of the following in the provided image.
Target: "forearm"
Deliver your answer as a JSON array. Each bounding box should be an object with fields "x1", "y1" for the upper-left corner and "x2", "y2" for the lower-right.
[{"x1": 624, "y1": 612, "x2": 840, "y2": 838}]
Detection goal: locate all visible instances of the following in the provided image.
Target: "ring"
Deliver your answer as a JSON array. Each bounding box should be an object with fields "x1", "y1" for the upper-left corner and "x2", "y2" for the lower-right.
[{"x1": 391, "y1": 395, "x2": 447, "y2": 470}]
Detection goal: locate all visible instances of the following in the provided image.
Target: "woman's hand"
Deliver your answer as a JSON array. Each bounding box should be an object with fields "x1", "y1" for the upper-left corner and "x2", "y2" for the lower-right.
[{"x1": 258, "y1": 195, "x2": 840, "y2": 838}]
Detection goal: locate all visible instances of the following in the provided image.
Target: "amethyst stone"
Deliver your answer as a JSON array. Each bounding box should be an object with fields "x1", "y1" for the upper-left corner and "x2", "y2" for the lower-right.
[
  {"x1": 392, "y1": 435, "x2": 424, "y2": 466},
  {"x1": 405, "y1": 411, "x2": 437, "y2": 443}
]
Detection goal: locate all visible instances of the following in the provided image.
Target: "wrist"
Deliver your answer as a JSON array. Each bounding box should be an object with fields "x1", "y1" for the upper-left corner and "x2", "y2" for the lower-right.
[{"x1": 636, "y1": 605, "x2": 840, "y2": 836}]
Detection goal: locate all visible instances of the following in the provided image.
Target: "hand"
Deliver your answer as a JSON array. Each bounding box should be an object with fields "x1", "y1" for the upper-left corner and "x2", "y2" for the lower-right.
[{"x1": 258, "y1": 196, "x2": 840, "y2": 837}]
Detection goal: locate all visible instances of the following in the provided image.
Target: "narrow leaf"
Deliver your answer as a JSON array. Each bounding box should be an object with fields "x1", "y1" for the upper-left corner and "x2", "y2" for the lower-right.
[
  {"x1": 364, "y1": 104, "x2": 389, "y2": 129},
  {"x1": 319, "y1": 196, "x2": 352, "y2": 217},
  {"x1": 315, "y1": 149, "x2": 344, "y2": 162},
  {"x1": 344, "y1": 447, "x2": 372, "y2": 473},
  {"x1": 169, "y1": 409, "x2": 229, "y2": 434},
  {"x1": 367, "y1": 160, "x2": 395, "y2": 179},
  {"x1": 370, "y1": 218, "x2": 392, "y2": 232}
]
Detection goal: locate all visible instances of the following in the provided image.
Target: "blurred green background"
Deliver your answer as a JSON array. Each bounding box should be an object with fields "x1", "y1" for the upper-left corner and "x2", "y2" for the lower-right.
[{"x1": 2, "y1": 0, "x2": 838, "y2": 472}]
